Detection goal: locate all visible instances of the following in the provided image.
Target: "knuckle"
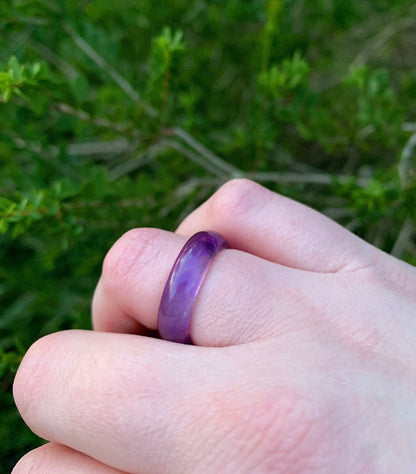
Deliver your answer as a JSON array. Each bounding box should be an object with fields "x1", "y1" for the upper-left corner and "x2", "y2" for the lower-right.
[
  {"x1": 13, "y1": 334, "x2": 59, "y2": 420},
  {"x1": 208, "y1": 178, "x2": 264, "y2": 222},
  {"x1": 385, "y1": 265, "x2": 416, "y2": 299},
  {"x1": 101, "y1": 227, "x2": 162, "y2": 292}
]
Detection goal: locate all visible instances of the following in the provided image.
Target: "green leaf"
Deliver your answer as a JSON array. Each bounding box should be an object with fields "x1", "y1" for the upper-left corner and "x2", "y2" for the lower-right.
[
  {"x1": 11, "y1": 222, "x2": 26, "y2": 238},
  {"x1": 3, "y1": 88, "x2": 12, "y2": 102},
  {"x1": 8, "y1": 56, "x2": 23, "y2": 83},
  {"x1": 0, "y1": 219, "x2": 8, "y2": 233},
  {"x1": 0, "y1": 72, "x2": 11, "y2": 88},
  {"x1": 32, "y1": 191, "x2": 45, "y2": 208},
  {"x1": 29, "y1": 62, "x2": 42, "y2": 77}
]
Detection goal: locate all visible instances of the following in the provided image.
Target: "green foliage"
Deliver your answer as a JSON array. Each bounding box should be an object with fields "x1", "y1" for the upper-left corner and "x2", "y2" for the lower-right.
[
  {"x1": 148, "y1": 27, "x2": 185, "y2": 85},
  {"x1": 147, "y1": 27, "x2": 186, "y2": 121},
  {"x1": 0, "y1": 56, "x2": 44, "y2": 103},
  {"x1": 344, "y1": 65, "x2": 403, "y2": 145},
  {"x1": 1, "y1": 0, "x2": 416, "y2": 470},
  {"x1": 259, "y1": 51, "x2": 310, "y2": 99}
]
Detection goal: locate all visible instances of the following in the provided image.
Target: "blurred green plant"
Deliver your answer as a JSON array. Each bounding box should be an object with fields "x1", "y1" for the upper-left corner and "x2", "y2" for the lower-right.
[
  {"x1": 0, "y1": 56, "x2": 43, "y2": 103},
  {"x1": 259, "y1": 51, "x2": 310, "y2": 99},
  {"x1": 147, "y1": 26, "x2": 186, "y2": 120},
  {"x1": 1, "y1": 0, "x2": 416, "y2": 471}
]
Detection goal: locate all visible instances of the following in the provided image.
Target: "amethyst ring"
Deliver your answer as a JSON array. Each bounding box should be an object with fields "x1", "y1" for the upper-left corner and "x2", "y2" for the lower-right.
[{"x1": 157, "y1": 231, "x2": 229, "y2": 344}]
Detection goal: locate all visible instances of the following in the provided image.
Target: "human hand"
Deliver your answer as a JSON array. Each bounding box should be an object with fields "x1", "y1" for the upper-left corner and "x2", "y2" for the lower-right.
[{"x1": 13, "y1": 179, "x2": 416, "y2": 473}]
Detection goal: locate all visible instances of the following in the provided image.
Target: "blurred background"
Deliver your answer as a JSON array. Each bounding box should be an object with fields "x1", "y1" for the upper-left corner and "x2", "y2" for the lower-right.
[{"x1": 1, "y1": 0, "x2": 415, "y2": 470}]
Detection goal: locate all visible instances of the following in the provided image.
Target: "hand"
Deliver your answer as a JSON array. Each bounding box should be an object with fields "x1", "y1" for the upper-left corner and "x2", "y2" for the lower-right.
[{"x1": 13, "y1": 179, "x2": 416, "y2": 473}]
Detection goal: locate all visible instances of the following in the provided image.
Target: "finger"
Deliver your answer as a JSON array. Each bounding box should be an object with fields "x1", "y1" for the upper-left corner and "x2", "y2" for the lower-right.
[
  {"x1": 176, "y1": 179, "x2": 380, "y2": 273},
  {"x1": 92, "y1": 227, "x2": 313, "y2": 346},
  {"x1": 14, "y1": 330, "x2": 292, "y2": 474},
  {"x1": 13, "y1": 331, "x2": 207, "y2": 474},
  {"x1": 12, "y1": 442, "x2": 127, "y2": 474}
]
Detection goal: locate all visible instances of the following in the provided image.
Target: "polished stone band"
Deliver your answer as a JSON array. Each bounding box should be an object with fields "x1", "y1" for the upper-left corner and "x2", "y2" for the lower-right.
[{"x1": 157, "y1": 231, "x2": 229, "y2": 344}]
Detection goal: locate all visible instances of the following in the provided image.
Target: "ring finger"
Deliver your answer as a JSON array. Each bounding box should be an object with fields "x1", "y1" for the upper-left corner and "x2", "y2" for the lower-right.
[{"x1": 92, "y1": 228, "x2": 315, "y2": 346}]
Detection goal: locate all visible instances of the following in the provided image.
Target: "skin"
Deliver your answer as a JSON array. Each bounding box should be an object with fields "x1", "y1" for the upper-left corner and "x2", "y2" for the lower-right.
[{"x1": 13, "y1": 179, "x2": 416, "y2": 473}]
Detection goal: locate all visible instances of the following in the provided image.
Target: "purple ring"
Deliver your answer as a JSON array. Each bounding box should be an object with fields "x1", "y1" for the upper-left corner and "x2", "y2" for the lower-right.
[{"x1": 157, "y1": 231, "x2": 229, "y2": 344}]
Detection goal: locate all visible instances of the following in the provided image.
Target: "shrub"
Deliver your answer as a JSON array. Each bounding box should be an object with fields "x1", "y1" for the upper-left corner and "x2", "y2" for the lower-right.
[{"x1": 1, "y1": 1, "x2": 415, "y2": 470}]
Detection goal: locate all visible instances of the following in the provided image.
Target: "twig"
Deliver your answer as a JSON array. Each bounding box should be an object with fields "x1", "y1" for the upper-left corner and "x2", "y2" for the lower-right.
[
  {"x1": 176, "y1": 186, "x2": 214, "y2": 225},
  {"x1": 63, "y1": 22, "x2": 157, "y2": 118},
  {"x1": 245, "y1": 171, "x2": 370, "y2": 187},
  {"x1": 166, "y1": 140, "x2": 230, "y2": 177},
  {"x1": 402, "y1": 123, "x2": 416, "y2": 132},
  {"x1": 391, "y1": 217, "x2": 413, "y2": 258},
  {"x1": 2, "y1": 25, "x2": 37, "y2": 59},
  {"x1": 64, "y1": 198, "x2": 147, "y2": 210},
  {"x1": 401, "y1": 132, "x2": 416, "y2": 162},
  {"x1": 109, "y1": 142, "x2": 166, "y2": 181},
  {"x1": 53, "y1": 102, "x2": 133, "y2": 134},
  {"x1": 67, "y1": 139, "x2": 133, "y2": 157},
  {"x1": 5, "y1": 15, "x2": 49, "y2": 26},
  {"x1": 12, "y1": 137, "x2": 83, "y2": 180},
  {"x1": 27, "y1": 39, "x2": 79, "y2": 81},
  {"x1": 159, "y1": 179, "x2": 202, "y2": 218},
  {"x1": 352, "y1": 17, "x2": 415, "y2": 67},
  {"x1": 159, "y1": 171, "x2": 370, "y2": 189},
  {"x1": 406, "y1": 239, "x2": 416, "y2": 257},
  {"x1": 399, "y1": 131, "x2": 416, "y2": 188},
  {"x1": 109, "y1": 154, "x2": 148, "y2": 181},
  {"x1": 172, "y1": 127, "x2": 240, "y2": 176}
]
